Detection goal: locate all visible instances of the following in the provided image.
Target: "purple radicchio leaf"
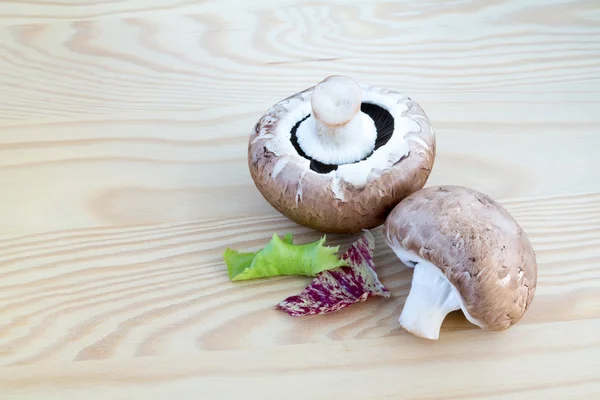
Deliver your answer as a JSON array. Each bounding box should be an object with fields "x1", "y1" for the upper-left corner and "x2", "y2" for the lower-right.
[{"x1": 275, "y1": 230, "x2": 391, "y2": 316}]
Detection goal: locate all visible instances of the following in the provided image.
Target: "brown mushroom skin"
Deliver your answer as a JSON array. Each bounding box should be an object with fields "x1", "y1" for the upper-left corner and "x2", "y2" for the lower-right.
[
  {"x1": 248, "y1": 87, "x2": 436, "y2": 234},
  {"x1": 384, "y1": 185, "x2": 537, "y2": 331}
]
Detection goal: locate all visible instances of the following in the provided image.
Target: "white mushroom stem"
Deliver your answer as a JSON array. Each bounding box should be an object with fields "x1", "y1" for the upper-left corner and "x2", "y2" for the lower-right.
[
  {"x1": 296, "y1": 75, "x2": 377, "y2": 165},
  {"x1": 398, "y1": 259, "x2": 462, "y2": 340}
]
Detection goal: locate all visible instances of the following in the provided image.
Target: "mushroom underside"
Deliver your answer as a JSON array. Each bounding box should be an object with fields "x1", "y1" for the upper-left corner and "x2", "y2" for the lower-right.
[
  {"x1": 290, "y1": 101, "x2": 396, "y2": 174},
  {"x1": 391, "y1": 246, "x2": 485, "y2": 340}
]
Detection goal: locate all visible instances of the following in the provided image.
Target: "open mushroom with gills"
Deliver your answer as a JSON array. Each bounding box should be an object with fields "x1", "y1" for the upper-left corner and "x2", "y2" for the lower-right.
[
  {"x1": 248, "y1": 75, "x2": 436, "y2": 234},
  {"x1": 384, "y1": 185, "x2": 537, "y2": 340}
]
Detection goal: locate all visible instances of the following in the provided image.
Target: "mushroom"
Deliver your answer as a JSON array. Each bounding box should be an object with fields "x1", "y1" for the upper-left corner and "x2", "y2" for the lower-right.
[
  {"x1": 383, "y1": 185, "x2": 537, "y2": 340},
  {"x1": 248, "y1": 75, "x2": 436, "y2": 234}
]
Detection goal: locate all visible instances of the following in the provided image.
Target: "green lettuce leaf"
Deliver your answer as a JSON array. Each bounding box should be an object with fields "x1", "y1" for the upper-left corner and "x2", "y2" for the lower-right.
[
  {"x1": 224, "y1": 234, "x2": 293, "y2": 280},
  {"x1": 223, "y1": 233, "x2": 347, "y2": 281}
]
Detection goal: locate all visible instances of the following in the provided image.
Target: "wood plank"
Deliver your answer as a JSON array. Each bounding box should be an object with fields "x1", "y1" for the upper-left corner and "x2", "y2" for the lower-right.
[
  {"x1": 2, "y1": 117, "x2": 599, "y2": 232},
  {"x1": 1, "y1": 319, "x2": 599, "y2": 399},
  {"x1": 2, "y1": 1, "x2": 599, "y2": 122},
  {"x1": 1, "y1": 192, "x2": 599, "y2": 367}
]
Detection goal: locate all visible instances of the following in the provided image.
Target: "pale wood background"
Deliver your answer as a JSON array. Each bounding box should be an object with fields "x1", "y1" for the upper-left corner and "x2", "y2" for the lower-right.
[{"x1": 1, "y1": 0, "x2": 600, "y2": 398}]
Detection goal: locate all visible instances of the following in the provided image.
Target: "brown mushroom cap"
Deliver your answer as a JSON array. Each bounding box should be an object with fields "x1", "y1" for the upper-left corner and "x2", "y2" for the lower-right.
[
  {"x1": 248, "y1": 76, "x2": 436, "y2": 234},
  {"x1": 384, "y1": 185, "x2": 537, "y2": 333}
]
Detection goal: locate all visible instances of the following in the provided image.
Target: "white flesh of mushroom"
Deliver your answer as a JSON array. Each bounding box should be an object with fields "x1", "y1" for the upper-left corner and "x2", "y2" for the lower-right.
[
  {"x1": 296, "y1": 112, "x2": 377, "y2": 165},
  {"x1": 388, "y1": 244, "x2": 485, "y2": 340},
  {"x1": 297, "y1": 76, "x2": 377, "y2": 165}
]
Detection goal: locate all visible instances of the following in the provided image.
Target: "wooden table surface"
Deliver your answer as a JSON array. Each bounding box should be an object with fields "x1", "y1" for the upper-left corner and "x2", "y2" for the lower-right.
[{"x1": 1, "y1": 0, "x2": 600, "y2": 398}]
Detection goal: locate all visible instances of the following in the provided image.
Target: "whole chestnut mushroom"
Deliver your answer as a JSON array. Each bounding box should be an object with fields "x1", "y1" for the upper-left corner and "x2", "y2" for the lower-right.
[
  {"x1": 248, "y1": 75, "x2": 436, "y2": 234},
  {"x1": 384, "y1": 185, "x2": 538, "y2": 340}
]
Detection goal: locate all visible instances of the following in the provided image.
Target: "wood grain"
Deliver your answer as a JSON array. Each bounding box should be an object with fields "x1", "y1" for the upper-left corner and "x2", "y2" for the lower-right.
[
  {"x1": 1, "y1": 0, "x2": 600, "y2": 398},
  {"x1": 1, "y1": 192, "x2": 600, "y2": 396}
]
